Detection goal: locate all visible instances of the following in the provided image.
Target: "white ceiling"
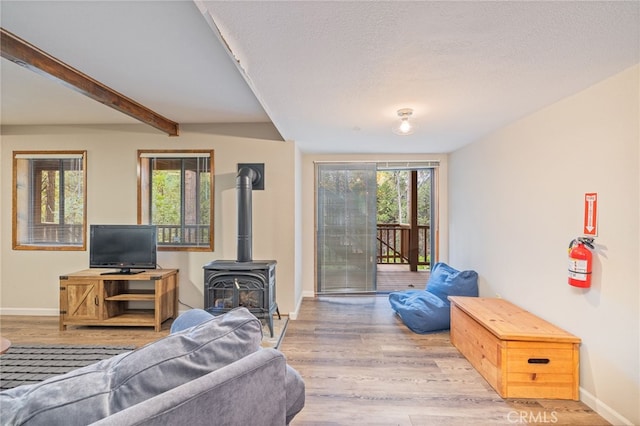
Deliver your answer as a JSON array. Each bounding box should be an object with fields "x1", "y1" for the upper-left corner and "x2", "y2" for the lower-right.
[{"x1": 1, "y1": 0, "x2": 638, "y2": 154}]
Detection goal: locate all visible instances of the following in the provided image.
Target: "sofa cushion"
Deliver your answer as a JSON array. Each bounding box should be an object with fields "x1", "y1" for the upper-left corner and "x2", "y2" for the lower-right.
[
  {"x1": 425, "y1": 262, "x2": 479, "y2": 301},
  {"x1": 0, "y1": 307, "x2": 262, "y2": 426},
  {"x1": 169, "y1": 307, "x2": 216, "y2": 333}
]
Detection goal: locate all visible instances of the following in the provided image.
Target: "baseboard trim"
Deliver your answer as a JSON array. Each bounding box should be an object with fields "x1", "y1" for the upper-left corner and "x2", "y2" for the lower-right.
[
  {"x1": 580, "y1": 387, "x2": 633, "y2": 425},
  {"x1": 0, "y1": 308, "x2": 58, "y2": 316}
]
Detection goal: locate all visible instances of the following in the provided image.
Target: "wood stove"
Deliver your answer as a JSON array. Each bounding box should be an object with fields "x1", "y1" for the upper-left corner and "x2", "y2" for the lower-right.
[
  {"x1": 204, "y1": 260, "x2": 278, "y2": 336},
  {"x1": 203, "y1": 164, "x2": 279, "y2": 337}
]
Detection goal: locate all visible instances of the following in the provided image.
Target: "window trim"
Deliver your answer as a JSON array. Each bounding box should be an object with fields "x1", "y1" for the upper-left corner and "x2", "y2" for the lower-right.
[
  {"x1": 12, "y1": 150, "x2": 87, "y2": 251},
  {"x1": 137, "y1": 149, "x2": 214, "y2": 252}
]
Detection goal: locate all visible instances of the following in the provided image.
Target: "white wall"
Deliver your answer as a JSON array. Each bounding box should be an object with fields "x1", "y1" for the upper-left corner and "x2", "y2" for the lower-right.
[
  {"x1": 300, "y1": 153, "x2": 449, "y2": 301},
  {"x1": 0, "y1": 123, "x2": 301, "y2": 315},
  {"x1": 449, "y1": 65, "x2": 639, "y2": 425},
  {"x1": 291, "y1": 144, "x2": 304, "y2": 319}
]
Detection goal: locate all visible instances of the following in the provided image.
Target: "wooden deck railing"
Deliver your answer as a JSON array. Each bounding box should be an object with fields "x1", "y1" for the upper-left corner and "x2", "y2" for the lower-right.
[
  {"x1": 377, "y1": 223, "x2": 430, "y2": 267},
  {"x1": 28, "y1": 223, "x2": 83, "y2": 245},
  {"x1": 27, "y1": 223, "x2": 209, "y2": 246},
  {"x1": 156, "y1": 224, "x2": 209, "y2": 245}
]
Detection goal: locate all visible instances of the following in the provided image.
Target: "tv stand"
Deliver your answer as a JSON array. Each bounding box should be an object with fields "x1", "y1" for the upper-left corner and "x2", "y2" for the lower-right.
[{"x1": 59, "y1": 268, "x2": 178, "y2": 331}]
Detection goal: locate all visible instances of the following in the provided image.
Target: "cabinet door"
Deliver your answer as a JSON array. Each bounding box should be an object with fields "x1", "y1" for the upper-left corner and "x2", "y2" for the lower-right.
[{"x1": 61, "y1": 280, "x2": 101, "y2": 320}]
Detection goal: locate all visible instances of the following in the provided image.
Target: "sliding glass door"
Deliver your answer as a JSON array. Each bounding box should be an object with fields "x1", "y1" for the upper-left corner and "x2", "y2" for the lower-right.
[{"x1": 316, "y1": 162, "x2": 377, "y2": 293}]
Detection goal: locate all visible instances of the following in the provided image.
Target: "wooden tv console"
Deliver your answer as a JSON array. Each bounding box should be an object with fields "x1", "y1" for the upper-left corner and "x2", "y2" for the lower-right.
[{"x1": 59, "y1": 269, "x2": 178, "y2": 332}]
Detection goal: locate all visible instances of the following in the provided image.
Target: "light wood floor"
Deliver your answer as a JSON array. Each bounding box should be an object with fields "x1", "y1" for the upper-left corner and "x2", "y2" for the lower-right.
[
  {"x1": 280, "y1": 296, "x2": 610, "y2": 426},
  {"x1": 1, "y1": 297, "x2": 609, "y2": 425},
  {"x1": 0, "y1": 316, "x2": 170, "y2": 347}
]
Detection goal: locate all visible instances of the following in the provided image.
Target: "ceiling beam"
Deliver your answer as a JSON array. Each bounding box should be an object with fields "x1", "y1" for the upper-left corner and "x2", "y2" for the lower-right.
[{"x1": 1, "y1": 28, "x2": 179, "y2": 136}]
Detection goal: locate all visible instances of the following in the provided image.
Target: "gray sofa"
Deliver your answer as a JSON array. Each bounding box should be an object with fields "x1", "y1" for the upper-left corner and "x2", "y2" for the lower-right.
[{"x1": 0, "y1": 308, "x2": 305, "y2": 426}]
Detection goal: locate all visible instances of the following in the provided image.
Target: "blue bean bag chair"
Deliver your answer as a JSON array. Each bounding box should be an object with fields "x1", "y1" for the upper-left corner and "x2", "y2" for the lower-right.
[{"x1": 388, "y1": 262, "x2": 478, "y2": 333}]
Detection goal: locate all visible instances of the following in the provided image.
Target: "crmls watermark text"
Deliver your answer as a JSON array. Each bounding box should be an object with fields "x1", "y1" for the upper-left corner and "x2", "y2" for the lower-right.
[{"x1": 507, "y1": 410, "x2": 559, "y2": 424}]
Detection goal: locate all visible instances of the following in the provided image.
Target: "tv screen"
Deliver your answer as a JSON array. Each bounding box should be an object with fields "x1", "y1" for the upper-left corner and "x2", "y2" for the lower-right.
[{"x1": 90, "y1": 225, "x2": 157, "y2": 274}]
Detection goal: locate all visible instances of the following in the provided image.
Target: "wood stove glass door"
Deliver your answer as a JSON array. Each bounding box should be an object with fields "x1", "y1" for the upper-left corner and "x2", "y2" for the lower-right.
[{"x1": 316, "y1": 162, "x2": 377, "y2": 293}]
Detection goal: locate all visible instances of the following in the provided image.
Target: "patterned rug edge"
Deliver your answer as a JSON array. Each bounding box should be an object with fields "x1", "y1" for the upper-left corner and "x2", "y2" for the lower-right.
[
  {"x1": 1, "y1": 319, "x2": 289, "y2": 391},
  {"x1": 0, "y1": 344, "x2": 135, "y2": 390}
]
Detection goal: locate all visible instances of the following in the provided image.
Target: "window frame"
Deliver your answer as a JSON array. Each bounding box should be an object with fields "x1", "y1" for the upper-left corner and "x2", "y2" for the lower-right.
[
  {"x1": 137, "y1": 149, "x2": 214, "y2": 252},
  {"x1": 12, "y1": 150, "x2": 87, "y2": 251}
]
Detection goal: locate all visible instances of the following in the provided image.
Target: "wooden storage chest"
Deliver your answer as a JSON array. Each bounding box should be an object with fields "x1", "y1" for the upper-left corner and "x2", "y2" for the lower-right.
[{"x1": 448, "y1": 296, "x2": 580, "y2": 400}]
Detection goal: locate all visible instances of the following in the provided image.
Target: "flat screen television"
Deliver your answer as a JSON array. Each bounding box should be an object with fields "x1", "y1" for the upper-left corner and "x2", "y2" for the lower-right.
[{"x1": 90, "y1": 225, "x2": 158, "y2": 274}]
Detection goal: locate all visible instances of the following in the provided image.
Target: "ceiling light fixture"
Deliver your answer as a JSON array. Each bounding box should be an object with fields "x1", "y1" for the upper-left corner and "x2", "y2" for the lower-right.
[{"x1": 393, "y1": 108, "x2": 415, "y2": 135}]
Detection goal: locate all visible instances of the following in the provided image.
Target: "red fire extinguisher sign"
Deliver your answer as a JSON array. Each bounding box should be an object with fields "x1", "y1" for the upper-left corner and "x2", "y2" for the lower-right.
[{"x1": 583, "y1": 193, "x2": 598, "y2": 236}]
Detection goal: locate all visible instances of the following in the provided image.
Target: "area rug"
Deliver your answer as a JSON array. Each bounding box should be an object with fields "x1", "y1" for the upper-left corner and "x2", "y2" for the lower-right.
[
  {"x1": 0, "y1": 344, "x2": 135, "y2": 390},
  {"x1": 0, "y1": 318, "x2": 288, "y2": 391}
]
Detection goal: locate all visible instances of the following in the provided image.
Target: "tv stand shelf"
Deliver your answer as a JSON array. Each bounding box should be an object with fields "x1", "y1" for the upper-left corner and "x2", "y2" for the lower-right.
[
  {"x1": 105, "y1": 290, "x2": 155, "y2": 301},
  {"x1": 59, "y1": 269, "x2": 178, "y2": 332}
]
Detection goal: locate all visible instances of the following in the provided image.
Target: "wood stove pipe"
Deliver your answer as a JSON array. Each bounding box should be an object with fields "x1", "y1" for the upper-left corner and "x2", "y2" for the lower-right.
[{"x1": 236, "y1": 166, "x2": 260, "y2": 262}]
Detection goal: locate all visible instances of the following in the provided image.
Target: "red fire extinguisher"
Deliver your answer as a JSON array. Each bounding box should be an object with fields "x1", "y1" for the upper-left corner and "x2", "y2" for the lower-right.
[{"x1": 568, "y1": 237, "x2": 594, "y2": 288}]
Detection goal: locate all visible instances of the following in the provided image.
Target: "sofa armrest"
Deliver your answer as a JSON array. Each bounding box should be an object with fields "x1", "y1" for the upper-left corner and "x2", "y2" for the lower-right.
[{"x1": 92, "y1": 349, "x2": 287, "y2": 426}]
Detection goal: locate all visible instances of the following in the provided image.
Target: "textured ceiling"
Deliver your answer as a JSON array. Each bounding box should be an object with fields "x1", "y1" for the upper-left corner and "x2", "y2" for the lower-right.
[
  {"x1": 201, "y1": 0, "x2": 640, "y2": 153},
  {"x1": 1, "y1": 1, "x2": 639, "y2": 154}
]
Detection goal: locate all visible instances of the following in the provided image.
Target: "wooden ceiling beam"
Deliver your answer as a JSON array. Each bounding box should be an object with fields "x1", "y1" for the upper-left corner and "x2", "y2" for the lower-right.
[{"x1": 1, "y1": 28, "x2": 179, "y2": 136}]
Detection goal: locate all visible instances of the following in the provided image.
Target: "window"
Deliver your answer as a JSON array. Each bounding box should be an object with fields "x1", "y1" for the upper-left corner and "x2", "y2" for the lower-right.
[
  {"x1": 13, "y1": 151, "x2": 87, "y2": 250},
  {"x1": 138, "y1": 150, "x2": 214, "y2": 251}
]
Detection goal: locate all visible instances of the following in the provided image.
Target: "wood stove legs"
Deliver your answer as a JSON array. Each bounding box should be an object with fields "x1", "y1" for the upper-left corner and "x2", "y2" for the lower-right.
[{"x1": 265, "y1": 306, "x2": 282, "y2": 338}]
